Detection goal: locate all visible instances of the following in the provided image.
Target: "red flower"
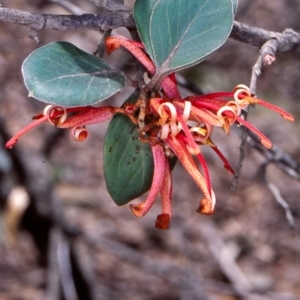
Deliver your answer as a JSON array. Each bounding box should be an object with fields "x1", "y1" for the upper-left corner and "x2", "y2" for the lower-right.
[
  {"x1": 128, "y1": 85, "x2": 293, "y2": 229},
  {"x1": 5, "y1": 83, "x2": 293, "y2": 229},
  {"x1": 6, "y1": 31, "x2": 294, "y2": 229}
]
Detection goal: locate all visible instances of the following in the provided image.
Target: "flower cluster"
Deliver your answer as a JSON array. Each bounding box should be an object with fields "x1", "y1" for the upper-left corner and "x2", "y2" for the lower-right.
[
  {"x1": 5, "y1": 35, "x2": 294, "y2": 229},
  {"x1": 5, "y1": 84, "x2": 293, "y2": 229}
]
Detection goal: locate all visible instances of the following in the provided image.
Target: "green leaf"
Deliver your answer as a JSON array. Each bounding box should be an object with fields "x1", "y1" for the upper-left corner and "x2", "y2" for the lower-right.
[
  {"x1": 134, "y1": 0, "x2": 234, "y2": 76},
  {"x1": 104, "y1": 90, "x2": 154, "y2": 206},
  {"x1": 22, "y1": 41, "x2": 125, "y2": 107}
]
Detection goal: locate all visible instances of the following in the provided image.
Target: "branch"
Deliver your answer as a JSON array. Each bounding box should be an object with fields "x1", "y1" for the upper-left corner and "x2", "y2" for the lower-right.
[
  {"x1": 231, "y1": 22, "x2": 300, "y2": 52},
  {"x1": 258, "y1": 161, "x2": 296, "y2": 229},
  {"x1": 1, "y1": 6, "x2": 300, "y2": 53},
  {"x1": 0, "y1": 7, "x2": 134, "y2": 42}
]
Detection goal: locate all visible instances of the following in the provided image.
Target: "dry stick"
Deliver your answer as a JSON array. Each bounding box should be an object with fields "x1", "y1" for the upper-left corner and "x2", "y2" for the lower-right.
[
  {"x1": 1, "y1": 7, "x2": 300, "y2": 51},
  {"x1": 231, "y1": 39, "x2": 279, "y2": 191},
  {"x1": 259, "y1": 161, "x2": 296, "y2": 229},
  {"x1": 0, "y1": 7, "x2": 134, "y2": 42},
  {"x1": 199, "y1": 221, "x2": 253, "y2": 298},
  {"x1": 248, "y1": 131, "x2": 300, "y2": 181},
  {"x1": 57, "y1": 236, "x2": 79, "y2": 300},
  {"x1": 267, "y1": 179, "x2": 296, "y2": 229},
  {"x1": 71, "y1": 240, "x2": 99, "y2": 300},
  {"x1": 47, "y1": 228, "x2": 62, "y2": 300}
]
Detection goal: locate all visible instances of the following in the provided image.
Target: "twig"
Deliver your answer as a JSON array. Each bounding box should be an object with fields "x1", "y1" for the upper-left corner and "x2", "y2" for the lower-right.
[
  {"x1": 231, "y1": 22, "x2": 300, "y2": 52},
  {"x1": 0, "y1": 7, "x2": 135, "y2": 42},
  {"x1": 230, "y1": 120, "x2": 249, "y2": 191},
  {"x1": 71, "y1": 240, "x2": 99, "y2": 300},
  {"x1": 199, "y1": 221, "x2": 253, "y2": 297},
  {"x1": 258, "y1": 161, "x2": 296, "y2": 229},
  {"x1": 57, "y1": 237, "x2": 78, "y2": 300},
  {"x1": 266, "y1": 180, "x2": 295, "y2": 229},
  {"x1": 1, "y1": 7, "x2": 300, "y2": 52},
  {"x1": 248, "y1": 131, "x2": 300, "y2": 180},
  {"x1": 250, "y1": 55, "x2": 263, "y2": 95},
  {"x1": 46, "y1": 227, "x2": 62, "y2": 300}
]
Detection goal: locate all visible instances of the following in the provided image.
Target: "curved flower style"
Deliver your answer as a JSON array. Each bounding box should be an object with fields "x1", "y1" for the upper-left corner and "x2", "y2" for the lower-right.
[{"x1": 5, "y1": 33, "x2": 295, "y2": 230}]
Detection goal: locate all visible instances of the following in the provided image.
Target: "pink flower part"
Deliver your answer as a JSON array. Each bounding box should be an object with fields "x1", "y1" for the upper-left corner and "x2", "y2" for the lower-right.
[
  {"x1": 210, "y1": 144, "x2": 235, "y2": 174},
  {"x1": 254, "y1": 98, "x2": 294, "y2": 121},
  {"x1": 5, "y1": 115, "x2": 48, "y2": 149},
  {"x1": 130, "y1": 143, "x2": 166, "y2": 217},
  {"x1": 236, "y1": 116, "x2": 272, "y2": 149},
  {"x1": 59, "y1": 107, "x2": 115, "y2": 128},
  {"x1": 106, "y1": 36, "x2": 155, "y2": 74},
  {"x1": 106, "y1": 35, "x2": 180, "y2": 98}
]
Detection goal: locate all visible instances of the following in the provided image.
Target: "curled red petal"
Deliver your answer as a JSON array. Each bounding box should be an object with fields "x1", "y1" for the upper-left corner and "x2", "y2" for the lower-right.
[
  {"x1": 106, "y1": 35, "x2": 155, "y2": 74},
  {"x1": 236, "y1": 116, "x2": 272, "y2": 149},
  {"x1": 106, "y1": 36, "x2": 179, "y2": 98},
  {"x1": 59, "y1": 107, "x2": 115, "y2": 129},
  {"x1": 5, "y1": 115, "x2": 48, "y2": 149},
  {"x1": 204, "y1": 92, "x2": 232, "y2": 99},
  {"x1": 256, "y1": 99, "x2": 294, "y2": 121},
  {"x1": 210, "y1": 144, "x2": 235, "y2": 174},
  {"x1": 175, "y1": 100, "x2": 222, "y2": 127},
  {"x1": 70, "y1": 126, "x2": 89, "y2": 142},
  {"x1": 130, "y1": 143, "x2": 166, "y2": 218}
]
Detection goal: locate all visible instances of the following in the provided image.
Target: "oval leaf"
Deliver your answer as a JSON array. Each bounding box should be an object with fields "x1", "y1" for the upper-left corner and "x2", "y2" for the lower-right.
[
  {"x1": 134, "y1": 0, "x2": 234, "y2": 76},
  {"x1": 22, "y1": 41, "x2": 125, "y2": 107},
  {"x1": 104, "y1": 91, "x2": 154, "y2": 206}
]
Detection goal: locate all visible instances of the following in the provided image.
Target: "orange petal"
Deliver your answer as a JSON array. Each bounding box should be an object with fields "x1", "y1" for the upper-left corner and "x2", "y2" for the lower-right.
[
  {"x1": 196, "y1": 191, "x2": 216, "y2": 215},
  {"x1": 165, "y1": 136, "x2": 212, "y2": 203}
]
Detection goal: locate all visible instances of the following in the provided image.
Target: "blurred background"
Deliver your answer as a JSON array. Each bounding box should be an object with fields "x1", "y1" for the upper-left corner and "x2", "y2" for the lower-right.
[{"x1": 0, "y1": 1, "x2": 300, "y2": 299}]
